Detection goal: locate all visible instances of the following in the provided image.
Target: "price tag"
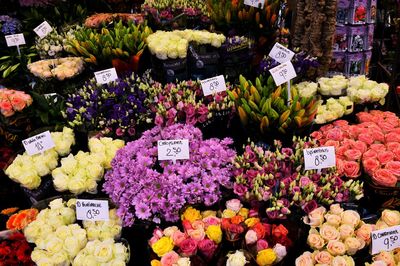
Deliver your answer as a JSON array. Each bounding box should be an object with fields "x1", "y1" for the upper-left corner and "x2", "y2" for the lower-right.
[
  {"x1": 22, "y1": 131, "x2": 55, "y2": 156},
  {"x1": 269, "y1": 61, "x2": 297, "y2": 86},
  {"x1": 200, "y1": 75, "x2": 227, "y2": 96},
  {"x1": 303, "y1": 146, "x2": 336, "y2": 170},
  {"x1": 94, "y1": 68, "x2": 118, "y2": 84},
  {"x1": 268, "y1": 43, "x2": 295, "y2": 64},
  {"x1": 158, "y1": 139, "x2": 190, "y2": 161},
  {"x1": 5, "y1": 34, "x2": 26, "y2": 47},
  {"x1": 76, "y1": 199, "x2": 109, "y2": 221},
  {"x1": 34, "y1": 21, "x2": 53, "y2": 38},
  {"x1": 371, "y1": 225, "x2": 400, "y2": 255},
  {"x1": 244, "y1": 0, "x2": 265, "y2": 8}
]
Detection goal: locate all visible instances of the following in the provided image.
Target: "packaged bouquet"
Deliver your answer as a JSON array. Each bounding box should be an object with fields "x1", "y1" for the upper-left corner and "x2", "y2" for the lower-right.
[
  {"x1": 315, "y1": 97, "x2": 354, "y2": 125},
  {"x1": 28, "y1": 57, "x2": 85, "y2": 80}
]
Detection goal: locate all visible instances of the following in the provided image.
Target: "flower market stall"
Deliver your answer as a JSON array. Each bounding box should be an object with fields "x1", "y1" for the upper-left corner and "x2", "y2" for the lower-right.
[{"x1": 0, "y1": 0, "x2": 400, "y2": 265}]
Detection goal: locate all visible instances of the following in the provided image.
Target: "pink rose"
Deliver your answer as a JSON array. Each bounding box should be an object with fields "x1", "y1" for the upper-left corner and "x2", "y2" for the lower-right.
[
  {"x1": 320, "y1": 124, "x2": 334, "y2": 133},
  {"x1": 172, "y1": 230, "x2": 188, "y2": 246},
  {"x1": 358, "y1": 133, "x2": 374, "y2": 145},
  {"x1": 160, "y1": 251, "x2": 180, "y2": 266},
  {"x1": 363, "y1": 149, "x2": 378, "y2": 160},
  {"x1": 371, "y1": 129, "x2": 385, "y2": 143},
  {"x1": 203, "y1": 216, "x2": 220, "y2": 227},
  {"x1": 311, "y1": 131, "x2": 323, "y2": 140},
  {"x1": 333, "y1": 120, "x2": 349, "y2": 127},
  {"x1": 245, "y1": 229, "x2": 258, "y2": 245},
  {"x1": 226, "y1": 199, "x2": 242, "y2": 213},
  {"x1": 336, "y1": 146, "x2": 348, "y2": 157},
  {"x1": 370, "y1": 144, "x2": 387, "y2": 152},
  {"x1": 325, "y1": 140, "x2": 340, "y2": 149},
  {"x1": 198, "y1": 238, "x2": 217, "y2": 260},
  {"x1": 372, "y1": 169, "x2": 397, "y2": 187},
  {"x1": 386, "y1": 132, "x2": 400, "y2": 143},
  {"x1": 0, "y1": 101, "x2": 14, "y2": 117},
  {"x1": 377, "y1": 151, "x2": 395, "y2": 165},
  {"x1": 380, "y1": 122, "x2": 395, "y2": 133},
  {"x1": 344, "y1": 149, "x2": 362, "y2": 161},
  {"x1": 326, "y1": 128, "x2": 345, "y2": 141},
  {"x1": 348, "y1": 126, "x2": 361, "y2": 139},
  {"x1": 393, "y1": 148, "x2": 400, "y2": 160},
  {"x1": 179, "y1": 238, "x2": 198, "y2": 256},
  {"x1": 336, "y1": 159, "x2": 345, "y2": 176},
  {"x1": 353, "y1": 141, "x2": 368, "y2": 154},
  {"x1": 343, "y1": 161, "x2": 360, "y2": 178},
  {"x1": 357, "y1": 112, "x2": 373, "y2": 123},
  {"x1": 385, "y1": 161, "x2": 400, "y2": 177},
  {"x1": 363, "y1": 158, "x2": 381, "y2": 175},
  {"x1": 10, "y1": 97, "x2": 26, "y2": 111},
  {"x1": 188, "y1": 228, "x2": 205, "y2": 241},
  {"x1": 149, "y1": 236, "x2": 160, "y2": 246},
  {"x1": 256, "y1": 239, "x2": 269, "y2": 252},
  {"x1": 386, "y1": 142, "x2": 400, "y2": 151}
]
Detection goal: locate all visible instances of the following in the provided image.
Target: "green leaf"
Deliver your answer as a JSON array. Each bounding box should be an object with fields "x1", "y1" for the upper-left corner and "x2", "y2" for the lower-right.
[
  {"x1": 10, "y1": 63, "x2": 20, "y2": 73},
  {"x1": 30, "y1": 91, "x2": 49, "y2": 110},
  {"x1": 3, "y1": 66, "x2": 12, "y2": 78},
  {"x1": 0, "y1": 56, "x2": 11, "y2": 60},
  {"x1": 40, "y1": 111, "x2": 49, "y2": 125}
]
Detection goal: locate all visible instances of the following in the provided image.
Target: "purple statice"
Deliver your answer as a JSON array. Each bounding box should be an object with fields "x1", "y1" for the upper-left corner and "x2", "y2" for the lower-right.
[
  {"x1": 103, "y1": 124, "x2": 236, "y2": 226},
  {"x1": 0, "y1": 16, "x2": 22, "y2": 35},
  {"x1": 64, "y1": 72, "x2": 153, "y2": 138}
]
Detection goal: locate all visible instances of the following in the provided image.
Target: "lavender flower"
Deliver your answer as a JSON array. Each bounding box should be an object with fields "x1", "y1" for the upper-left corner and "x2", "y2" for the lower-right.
[{"x1": 103, "y1": 124, "x2": 236, "y2": 226}]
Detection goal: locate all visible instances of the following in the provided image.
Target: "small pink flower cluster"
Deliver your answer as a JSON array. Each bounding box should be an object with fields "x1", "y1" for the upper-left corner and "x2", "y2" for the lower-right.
[
  {"x1": 0, "y1": 89, "x2": 32, "y2": 117},
  {"x1": 312, "y1": 110, "x2": 400, "y2": 187}
]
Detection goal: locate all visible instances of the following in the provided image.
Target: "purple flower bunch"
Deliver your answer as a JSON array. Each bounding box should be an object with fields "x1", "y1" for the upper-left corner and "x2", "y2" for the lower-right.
[
  {"x1": 19, "y1": 0, "x2": 55, "y2": 7},
  {"x1": 233, "y1": 137, "x2": 364, "y2": 220},
  {"x1": 0, "y1": 16, "x2": 22, "y2": 35},
  {"x1": 64, "y1": 72, "x2": 153, "y2": 137},
  {"x1": 148, "y1": 80, "x2": 235, "y2": 127},
  {"x1": 103, "y1": 124, "x2": 236, "y2": 226}
]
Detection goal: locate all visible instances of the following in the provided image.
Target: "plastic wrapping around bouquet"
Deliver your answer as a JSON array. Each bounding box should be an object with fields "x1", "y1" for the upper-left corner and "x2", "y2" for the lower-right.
[
  {"x1": 151, "y1": 56, "x2": 188, "y2": 83},
  {"x1": 0, "y1": 115, "x2": 32, "y2": 148},
  {"x1": 22, "y1": 176, "x2": 57, "y2": 205},
  {"x1": 220, "y1": 42, "x2": 253, "y2": 83},
  {"x1": 188, "y1": 44, "x2": 220, "y2": 80}
]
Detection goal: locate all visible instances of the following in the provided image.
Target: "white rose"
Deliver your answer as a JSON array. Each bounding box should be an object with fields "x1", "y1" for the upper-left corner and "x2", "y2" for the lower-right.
[
  {"x1": 226, "y1": 250, "x2": 248, "y2": 266},
  {"x1": 55, "y1": 225, "x2": 72, "y2": 240},
  {"x1": 64, "y1": 236, "x2": 82, "y2": 258},
  {"x1": 113, "y1": 242, "x2": 128, "y2": 261},
  {"x1": 175, "y1": 257, "x2": 191, "y2": 266},
  {"x1": 273, "y1": 244, "x2": 287, "y2": 262},
  {"x1": 110, "y1": 259, "x2": 126, "y2": 266},
  {"x1": 45, "y1": 236, "x2": 64, "y2": 254},
  {"x1": 93, "y1": 240, "x2": 114, "y2": 262},
  {"x1": 35, "y1": 257, "x2": 54, "y2": 266},
  {"x1": 51, "y1": 250, "x2": 70, "y2": 266},
  {"x1": 74, "y1": 254, "x2": 98, "y2": 266},
  {"x1": 60, "y1": 207, "x2": 76, "y2": 224}
]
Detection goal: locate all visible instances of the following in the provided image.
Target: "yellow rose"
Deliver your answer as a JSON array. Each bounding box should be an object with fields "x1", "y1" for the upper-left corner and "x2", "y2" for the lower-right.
[
  {"x1": 238, "y1": 208, "x2": 249, "y2": 219},
  {"x1": 320, "y1": 224, "x2": 340, "y2": 241},
  {"x1": 181, "y1": 207, "x2": 202, "y2": 223},
  {"x1": 256, "y1": 249, "x2": 277, "y2": 266},
  {"x1": 206, "y1": 225, "x2": 222, "y2": 244},
  {"x1": 245, "y1": 218, "x2": 260, "y2": 228},
  {"x1": 202, "y1": 210, "x2": 217, "y2": 218},
  {"x1": 307, "y1": 233, "x2": 326, "y2": 250},
  {"x1": 151, "y1": 260, "x2": 162, "y2": 266},
  {"x1": 326, "y1": 240, "x2": 346, "y2": 256},
  {"x1": 151, "y1": 237, "x2": 174, "y2": 257},
  {"x1": 222, "y1": 209, "x2": 236, "y2": 218},
  {"x1": 380, "y1": 210, "x2": 400, "y2": 227},
  {"x1": 344, "y1": 237, "x2": 364, "y2": 255},
  {"x1": 341, "y1": 210, "x2": 360, "y2": 227}
]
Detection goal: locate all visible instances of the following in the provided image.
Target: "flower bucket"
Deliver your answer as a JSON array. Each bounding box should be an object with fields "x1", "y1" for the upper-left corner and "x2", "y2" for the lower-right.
[
  {"x1": 111, "y1": 54, "x2": 141, "y2": 75},
  {"x1": 220, "y1": 40, "x2": 254, "y2": 82},
  {"x1": 188, "y1": 44, "x2": 220, "y2": 80},
  {"x1": 151, "y1": 55, "x2": 188, "y2": 84}
]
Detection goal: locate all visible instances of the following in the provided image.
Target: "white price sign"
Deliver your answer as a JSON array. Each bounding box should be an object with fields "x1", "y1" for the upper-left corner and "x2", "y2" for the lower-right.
[
  {"x1": 303, "y1": 146, "x2": 336, "y2": 170},
  {"x1": 200, "y1": 75, "x2": 227, "y2": 96},
  {"x1": 22, "y1": 131, "x2": 55, "y2": 156},
  {"x1": 269, "y1": 61, "x2": 297, "y2": 86},
  {"x1": 371, "y1": 225, "x2": 400, "y2": 255},
  {"x1": 34, "y1": 21, "x2": 53, "y2": 38},
  {"x1": 158, "y1": 139, "x2": 190, "y2": 161},
  {"x1": 269, "y1": 43, "x2": 295, "y2": 64},
  {"x1": 76, "y1": 199, "x2": 109, "y2": 221},
  {"x1": 5, "y1": 34, "x2": 26, "y2": 47},
  {"x1": 94, "y1": 68, "x2": 118, "y2": 84},
  {"x1": 244, "y1": 0, "x2": 265, "y2": 8}
]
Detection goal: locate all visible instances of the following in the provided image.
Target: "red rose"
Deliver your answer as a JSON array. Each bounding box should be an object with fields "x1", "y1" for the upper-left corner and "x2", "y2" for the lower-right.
[
  {"x1": 252, "y1": 222, "x2": 267, "y2": 239},
  {"x1": 377, "y1": 151, "x2": 395, "y2": 165},
  {"x1": 370, "y1": 144, "x2": 387, "y2": 152},
  {"x1": 221, "y1": 218, "x2": 231, "y2": 230},
  {"x1": 198, "y1": 238, "x2": 217, "y2": 260},
  {"x1": 358, "y1": 133, "x2": 374, "y2": 145},
  {"x1": 372, "y1": 169, "x2": 397, "y2": 187},
  {"x1": 363, "y1": 158, "x2": 381, "y2": 175},
  {"x1": 363, "y1": 149, "x2": 378, "y2": 160},
  {"x1": 353, "y1": 141, "x2": 368, "y2": 154},
  {"x1": 385, "y1": 161, "x2": 400, "y2": 177},
  {"x1": 272, "y1": 224, "x2": 289, "y2": 238},
  {"x1": 228, "y1": 224, "x2": 245, "y2": 235},
  {"x1": 344, "y1": 149, "x2": 362, "y2": 161},
  {"x1": 386, "y1": 142, "x2": 400, "y2": 151},
  {"x1": 343, "y1": 160, "x2": 360, "y2": 178},
  {"x1": 386, "y1": 132, "x2": 400, "y2": 143},
  {"x1": 179, "y1": 238, "x2": 198, "y2": 256}
]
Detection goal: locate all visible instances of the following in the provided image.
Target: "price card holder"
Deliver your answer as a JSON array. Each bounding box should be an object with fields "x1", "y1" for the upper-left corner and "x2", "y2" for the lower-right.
[
  {"x1": 34, "y1": 21, "x2": 53, "y2": 38},
  {"x1": 268, "y1": 43, "x2": 295, "y2": 64},
  {"x1": 303, "y1": 146, "x2": 336, "y2": 170},
  {"x1": 76, "y1": 199, "x2": 109, "y2": 221},
  {"x1": 22, "y1": 131, "x2": 55, "y2": 156},
  {"x1": 5, "y1": 34, "x2": 26, "y2": 47},
  {"x1": 269, "y1": 61, "x2": 297, "y2": 87},
  {"x1": 244, "y1": 0, "x2": 265, "y2": 8},
  {"x1": 371, "y1": 225, "x2": 400, "y2": 255},
  {"x1": 158, "y1": 139, "x2": 190, "y2": 163},
  {"x1": 94, "y1": 68, "x2": 118, "y2": 85},
  {"x1": 200, "y1": 75, "x2": 227, "y2": 96}
]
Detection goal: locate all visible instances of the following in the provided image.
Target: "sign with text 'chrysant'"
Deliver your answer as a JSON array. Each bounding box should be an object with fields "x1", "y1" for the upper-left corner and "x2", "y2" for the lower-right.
[
  {"x1": 303, "y1": 146, "x2": 336, "y2": 170},
  {"x1": 371, "y1": 225, "x2": 400, "y2": 255},
  {"x1": 22, "y1": 131, "x2": 55, "y2": 156},
  {"x1": 158, "y1": 139, "x2": 190, "y2": 161},
  {"x1": 76, "y1": 199, "x2": 109, "y2": 221}
]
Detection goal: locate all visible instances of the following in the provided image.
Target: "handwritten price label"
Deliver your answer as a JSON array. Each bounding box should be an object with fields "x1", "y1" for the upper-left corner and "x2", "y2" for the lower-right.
[
  {"x1": 303, "y1": 146, "x2": 336, "y2": 170},
  {"x1": 34, "y1": 21, "x2": 53, "y2": 38},
  {"x1": 158, "y1": 139, "x2": 190, "y2": 161},
  {"x1": 269, "y1": 43, "x2": 295, "y2": 64},
  {"x1": 269, "y1": 61, "x2": 297, "y2": 86},
  {"x1": 94, "y1": 68, "x2": 118, "y2": 84},
  {"x1": 22, "y1": 131, "x2": 55, "y2": 156},
  {"x1": 5, "y1": 34, "x2": 26, "y2": 47},
  {"x1": 76, "y1": 199, "x2": 109, "y2": 221},
  {"x1": 371, "y1": 225, "x2": 400, "y2": 255},
  {"x1": 244, "y1": 0, "x2": 265, "y2": 8},
  {"x1": 200, "y1": 75, "x2": 227, "y2": 96}
]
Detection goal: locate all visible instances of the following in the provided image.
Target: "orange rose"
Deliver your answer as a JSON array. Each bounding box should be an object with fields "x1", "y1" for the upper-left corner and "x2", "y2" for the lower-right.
[
  {"x1": 272, "y1": 224, "x2": 288, "y2": 238},
  {"x1": 231, "y1": 215, "x2": 244, "y2": 225}
]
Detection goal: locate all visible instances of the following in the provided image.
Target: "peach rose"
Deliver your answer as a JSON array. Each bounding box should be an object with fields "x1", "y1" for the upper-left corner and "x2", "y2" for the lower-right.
[
  {"x1": 295, "y1": 251, "x2": 314, "y2": 266},
  {"x1": 363, "y1": 149, "x2": 378, "y2": 160},
  {"x1": 377, "y1": 151, "x2": 395, "y2": 165},
  {"x1": 373, "y1": 251, "x2": 396, "y2": 266},
  {"x1": 344, "y1": 237, "x2": 364, "y2": 255},
  {"x1": 393, "y1": 148, "x2": 400, "y2": 160},
  {"x1": 332, "y1": 255, "x2": 355, "y2": 266},
  {"x1": 325, "y1": 214, "x2": 342, "y2": 227},
  {"x1": 370, "y1": 144, "x2": 387, "y2": 152},
  {"x1": 172, "y1": 231, "x2": 187, "y2": 246},
  {"x1": 386, "y1": 132, "x2": 400, "y2": 143},
  {"x1": 386, "y1": 142, "x2": 400, "y2": 151},
  {"x1": 371, "y1": 130, "x2": 385, "y2": 143},
  {"x1": 358, "y1": 133, "x2": 374, "y2": 145},
  {"x1": 385, "y1": 161, "x2": 400, "y2": 177},
  {"x1": 339, "y1": 224, "x2": 355, "y2": 240},
  {"x1": 380, "y1": 122, "x2": 395, "y2": 133},
  {"x1": 320, "y1": 224, "x2": 340, "y2": 241},
  {"x1": 372, "y1": 169, "x2": 397, "y2": 187},
  {"x1": 344, "y1": 149, "x2": 362, "y2": 161},
  {"x1": 10, "y1": 97, "x2": 27, "y2": 111},
  {"x1": 307, "y1": 233, "x2": 325, "y2": 250},
  {"x1": 343, "y1": 161, "x2": 360, "y2": 178},
  {"x1": 380, "y1": 210, "x2": 400, "y2": 227},
  {"x1": 303, "y1": 207, "x2": 326, "y2": 227},
  {"x1": 188, "y1": 228, "x2": 205, "y2": 241},
  {"x1": 326, "y1": 240, "x2": 346, "y2": 256},
  {"x1": 363, "y1": 158, "x2": 381, "y2": 175},
  {"x1": 325, "y1": 140, "x2": 340, "y2": 149},
  {"x1": 326, "y1": 128, "x2": 345, "y2": 141},
  {"x1": 356, "y1": 224, "x2": 374, "y2": 244},
  {"x1": 353, "y1": 141, "x2": 368, "y2": 154},
  {"x1": 0, "y1": 101, "x2": 15, "y2": 117},
  {"x1": 330, "y1": 204, "x2": 344, "y2": 215},
  {"x1": 336, "y1": 159, "x2": 345, "y2": 176},
  {"x1": 313, "y1": 250, "x2": 332, "y2": 265},
  {"x1": 341, "y1": 210, "x2": 360, "y2": 227}
]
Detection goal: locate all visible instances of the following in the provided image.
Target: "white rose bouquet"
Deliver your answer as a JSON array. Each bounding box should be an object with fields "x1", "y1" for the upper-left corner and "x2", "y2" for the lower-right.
[
  {"x1": 315, "y1": 97, "x2": 354, "y2": 124},
  {"x1": 318, "y1": 75, "x2": 349, "y2": 96},
  {"x1": 73, "y1": 239, "x2": 129, "y2": 265},
  {"x1": 294, "y1": 81, "x2": 318, "y2": 98},
  {"x1": 28, "y1": 57, "x2": 85, "y2": 80},
  {"x1": 52, "y1": 127, "x2": 75, "y2": 156},
  {"x1": 83, "y1": 209, "x2": 122, "y2": 241},
  {"x1": 347, "y1": 75, "x2": 389, "y2": 105},
  {"x1": 52, "y1": 151, "x2": 104, "y2": 195},
  {"x1": 88, "y1": 137, "x2": 125, "y2": 169}
]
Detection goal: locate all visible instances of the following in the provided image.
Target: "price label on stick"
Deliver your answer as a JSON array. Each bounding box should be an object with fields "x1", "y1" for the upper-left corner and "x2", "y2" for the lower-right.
[
  {"x1": 269, "y1": 61, "x2": 297, "y2": 86},
  {"x1": 269, "y1": 43, "x2": 295, "y2": 64},
  {"x1": 303, "y1": 146, "x2": 336, "y2": 170},
  {"x1": 5, "y1": 33, "x2": 26, "y2": 47},
  {"x1": 76, "y1": 199, "x2": 109, "y2": 221},
  {"x1": 200, "y1": 75, "x2": 227, "y2": 96},
  {"x1": 34, "y1": 21, "x2": 53, "y2": 38},
  {"x1": 158, "y1": 139, "x2": 190, "y2": 161},
  {"x1": 94, "y1": 68, "x2": 118, "y2": 84},
  {"x1": 371, "y1": 225, "x2": 400, "y2": 255},
  {"x1": 244, "y1": 0, "x2": 265, "y2": 8},
  {"x1": 22, "y1": 131, "x2": 55, "y2": 156}
]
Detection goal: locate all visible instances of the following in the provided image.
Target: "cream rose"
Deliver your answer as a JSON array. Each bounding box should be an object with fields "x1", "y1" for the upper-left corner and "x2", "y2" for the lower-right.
[
  {"x1": 332, "y1": 255, "x2": 355, "y2": 266},
  {"x1": 356, "y1": 224, "x2": 374, "y2": 244},
  {"x1": 304, "y1": 207, "x2": 326, "y2": 227},
  {"x1": 326, "y1": 240, "x2": 346, "y2": 256},
  {"x1": 325, "y1": 214, "x2": 342, "y2": 227},
  {"x1": 320, "y1": 224, "x2": 340, "y2": 241},
  {"x1": 339, "y1": 224, "x2": 355, "y2": 241},
  {"x1": 380, "y1": 210, "x2": 400, "y2": 227},
  {"x1": 226, "y1": 250, "x2": 248, "y2": 266},
  {"x1": 313, "y1": 250, "x2": 333, "y2": 265},
  {"x1": 344, "y1": 237, "x2": 364, "y2": 255},
  {"x1": 93, "y1": 240, "x2": 114, "y2": 262},
  {"x1": 295, "y1": 251, "x2": 314, "y2": 266},
  {"x1": 341, "y1": 210, "x2": 361, "y2": 227},
  {"x1": 307, "y1": 233, "x2": 326, "y2": 250}
]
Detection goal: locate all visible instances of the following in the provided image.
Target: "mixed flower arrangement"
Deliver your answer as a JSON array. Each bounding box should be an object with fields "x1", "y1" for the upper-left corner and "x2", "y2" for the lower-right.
[{"x1": 0, "y1": 88, "x2": 33, "y2": 117}]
